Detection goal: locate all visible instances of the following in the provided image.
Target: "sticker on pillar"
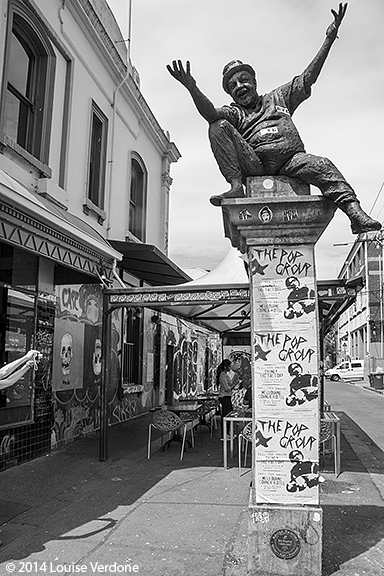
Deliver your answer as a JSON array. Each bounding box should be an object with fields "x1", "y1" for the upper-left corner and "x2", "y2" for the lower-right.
[
  {"x1": 258, "y1": 206, "x2": 273, "y2": 223},
  {"x1": 270, "y1": 529, "x2": 301, "y2": 560}
]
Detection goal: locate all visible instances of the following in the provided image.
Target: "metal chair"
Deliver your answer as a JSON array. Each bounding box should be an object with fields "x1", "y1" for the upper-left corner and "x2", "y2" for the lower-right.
[
  {"x1": 320, "y1": 415, "x2": 340, "y2": 476},
  {"x1": 147, "y1": 410, "x2": 194, "y2": 461},
  {"x1": 238, "y1": 421, "x2": 253, "y2": 476}
]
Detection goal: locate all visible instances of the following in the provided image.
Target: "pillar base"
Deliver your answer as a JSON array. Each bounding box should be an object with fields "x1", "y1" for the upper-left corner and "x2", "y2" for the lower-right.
[{"x1": 247, "y1": 489, "x2": 322, "y2": 576}]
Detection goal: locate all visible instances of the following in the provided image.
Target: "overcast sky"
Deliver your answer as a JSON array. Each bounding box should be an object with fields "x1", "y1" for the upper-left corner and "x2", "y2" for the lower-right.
[{"x1": 108, "y1": 0, "x2": 384, "y2": 280}]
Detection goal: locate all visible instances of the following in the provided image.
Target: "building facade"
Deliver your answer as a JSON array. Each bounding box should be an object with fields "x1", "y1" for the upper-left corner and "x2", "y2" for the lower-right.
[
  {"x1": 0, "y1": 0, "x2": 218, "y2": 469},
  {"x1": 335, "y1": 232, "x2": 384, "y2": 372}
]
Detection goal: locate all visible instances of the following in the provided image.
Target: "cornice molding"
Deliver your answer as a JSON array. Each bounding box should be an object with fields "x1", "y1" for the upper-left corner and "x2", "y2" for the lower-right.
[{"x1": 0, "y1": 201, "x2": 112, "y2": 274}]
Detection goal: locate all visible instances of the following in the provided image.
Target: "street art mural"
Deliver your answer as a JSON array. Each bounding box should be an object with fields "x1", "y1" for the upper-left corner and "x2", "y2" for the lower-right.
[
  {"x1": 160, "y1": 315, "x2": 221, "y2": 403},
  {"x1": 224, "y1": 347, "x2": 252, "y2": 407},
  {"x1": 52, "y1": 284, "x2": 104, "y2": 445}
]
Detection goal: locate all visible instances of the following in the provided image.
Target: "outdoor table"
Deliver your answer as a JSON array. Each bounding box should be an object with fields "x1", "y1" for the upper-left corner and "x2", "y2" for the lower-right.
[
  {"x1": 164, "y1": 403, "x2": 202, "y2": 414},
  {"x1": 196, "y1": 393, "x2": 219, "y2": 400},
  {"x1": 223, "y1": 409, "x2": 252, "y2": 469}
]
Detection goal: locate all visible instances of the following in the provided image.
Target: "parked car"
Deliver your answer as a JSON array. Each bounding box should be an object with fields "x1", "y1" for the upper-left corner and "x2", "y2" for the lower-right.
[{"x1": 325, "y1": 360, "x2": 364, "y2": 381}]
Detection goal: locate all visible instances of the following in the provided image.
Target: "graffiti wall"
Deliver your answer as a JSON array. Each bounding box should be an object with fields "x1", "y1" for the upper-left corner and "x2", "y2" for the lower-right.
[
  {"x1": 52, "y1": 284, "x2": 104, "y2": 446},
  {"x1": 160, "y1": 314, "x2": 221, "y2": 403}
]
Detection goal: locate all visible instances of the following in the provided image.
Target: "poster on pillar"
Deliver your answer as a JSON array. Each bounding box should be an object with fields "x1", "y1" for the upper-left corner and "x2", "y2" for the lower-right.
[
  {"x1": 250, "y1": 245, "x2": 316, "y2": 331},
  {"x1": 255, "y1": 414, "x2": 321, "y2": 505},
  {"x1": 253, "y1": 329, "x2": 318, "y2": 414}
]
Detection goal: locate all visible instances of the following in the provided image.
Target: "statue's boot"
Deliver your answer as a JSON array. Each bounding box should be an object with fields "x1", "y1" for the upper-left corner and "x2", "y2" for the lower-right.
[
  {"x1": 341, "y1": 201, "x2": 382, "y2": 234},
  {"x1": 209, "y1": 183, "x2": 244, "y2": 207}
]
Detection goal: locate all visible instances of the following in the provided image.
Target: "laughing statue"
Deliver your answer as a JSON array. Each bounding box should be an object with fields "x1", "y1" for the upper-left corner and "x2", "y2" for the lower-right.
[{"x1": 167, "y1": 3, "x2": 381, "y2": 235}]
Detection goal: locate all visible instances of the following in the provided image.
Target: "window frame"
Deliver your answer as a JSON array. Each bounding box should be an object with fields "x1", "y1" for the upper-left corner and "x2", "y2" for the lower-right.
[
  {"x1": 83, "y1": 101, "x2": 108, "y2": 223},
  {"x1": 0, "y1": 0, "x2": 55, "y2": 177},
  {"x1": 127, "y1": 154, "x2": 147, "y2": 242}
]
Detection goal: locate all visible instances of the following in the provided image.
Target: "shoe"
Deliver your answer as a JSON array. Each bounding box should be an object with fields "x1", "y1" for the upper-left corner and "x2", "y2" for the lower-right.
[
  {"x1": 342, "y1": 201, "x2": 382, "y2": 234},
  {"x1": 209, "y1": 187, "x2": 245, "y2": 207}
]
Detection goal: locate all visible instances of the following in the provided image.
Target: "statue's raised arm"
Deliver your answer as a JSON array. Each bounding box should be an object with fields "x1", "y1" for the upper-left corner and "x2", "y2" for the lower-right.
[
  {"x1": 166, "y1": 60, "x2": 196, "y2": 91},
  {"x1": 303, "y1": 3, "x2": 348, "y2": 90},
  {"x1": 326, "y1": 3, "x2": 348, "y2": 40},
  {"x1": 166, "y1": 60, "x2": 220, "y2": 124}
]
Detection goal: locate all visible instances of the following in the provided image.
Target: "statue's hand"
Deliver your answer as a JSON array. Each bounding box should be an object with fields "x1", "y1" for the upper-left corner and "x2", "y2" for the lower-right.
[
  {"x1": 326, "y1": 3, "x2": 347, "y2": 39},
  {"x1": 166, "y1": 60, "x2": 196, "y2": 90}
]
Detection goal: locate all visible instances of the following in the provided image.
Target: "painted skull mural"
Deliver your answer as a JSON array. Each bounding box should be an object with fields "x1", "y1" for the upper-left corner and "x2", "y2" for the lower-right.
[
  {"x1": 92, "y1": 338, "x2": 102, "y2": 375},
  {"x1": 60, "y1": 333, "x2": 73, "y2": 375}
]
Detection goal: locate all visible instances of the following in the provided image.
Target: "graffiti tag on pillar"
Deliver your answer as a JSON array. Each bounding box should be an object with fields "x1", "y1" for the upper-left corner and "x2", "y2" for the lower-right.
[
  {"x1": 283, "y1": 208, "x2": 299, "y2": 222},
  {"x1": 258, "y1": 206, "x2": 273, "y2": 223}
]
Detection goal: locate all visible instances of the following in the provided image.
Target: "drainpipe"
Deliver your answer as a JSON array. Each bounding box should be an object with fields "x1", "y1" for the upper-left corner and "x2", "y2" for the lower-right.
[
  {"x1": 112, "y1": 259, "x2": 126, "y2": 288},
  {"x1": 364, "y1": 234, "x2": 371, "y2": 368},
  {"x1": 106, "y1": 0, "x2": 133, "y2": 238}
]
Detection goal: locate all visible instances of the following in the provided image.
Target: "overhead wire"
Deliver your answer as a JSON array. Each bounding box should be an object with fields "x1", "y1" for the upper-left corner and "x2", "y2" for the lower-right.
[{"x1": 368, "y1": 180, "x2": 384, "y2": 218}]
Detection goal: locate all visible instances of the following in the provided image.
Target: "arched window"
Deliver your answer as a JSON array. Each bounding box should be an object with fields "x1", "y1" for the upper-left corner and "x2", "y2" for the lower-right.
[
  {"x1": 129, "y1": 156, "x2": 147, "y2": 242},
  {"x1": 1, "y1": 1, "x2": 55, "y2": 168}
]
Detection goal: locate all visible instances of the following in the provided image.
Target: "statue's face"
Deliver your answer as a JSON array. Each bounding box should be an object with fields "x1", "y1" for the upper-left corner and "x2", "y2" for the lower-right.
[{"x1": 227, "y1": 70, "x2": 258, "y2": 108}]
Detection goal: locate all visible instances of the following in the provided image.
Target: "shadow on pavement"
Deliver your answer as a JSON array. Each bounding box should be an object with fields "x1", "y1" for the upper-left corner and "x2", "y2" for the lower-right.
[
  {"x1": 322, "y1": 504, "x2": 384, "y2": 575},
  {"x1": 0, "y1": 413, "x2": 226, "y2": 562},
  {"x1": 321, "y1": 411, "x2": 384, "y2": 574}
]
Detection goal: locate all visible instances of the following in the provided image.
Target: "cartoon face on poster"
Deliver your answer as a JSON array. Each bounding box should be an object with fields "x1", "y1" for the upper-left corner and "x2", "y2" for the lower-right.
[
  {"x1": 52, "y1": 318, "x2": 85, "y2": 391},
  {"x1": 253, "y1": 330, "x2": 318, "y2": 413},
  {"x1": 255, "y1": 414, "x2": 322, "y2": 505}
]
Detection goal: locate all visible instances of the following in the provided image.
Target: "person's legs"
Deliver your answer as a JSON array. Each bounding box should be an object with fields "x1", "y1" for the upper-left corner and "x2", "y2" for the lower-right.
[
  {"x1": 208, "y1": 120, "x2": 264, "y2": 206},
  {"x1": 281, "y1": 153, "x2": 381, "y2": 234},
  {"x1": 219, "y1": 395, "x2": 233, "y2": 438}
]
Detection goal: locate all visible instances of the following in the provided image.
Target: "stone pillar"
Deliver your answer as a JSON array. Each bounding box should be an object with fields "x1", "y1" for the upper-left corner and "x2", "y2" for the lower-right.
[{"x1": 221, "y1": 176, "x2": 335, "y2": 576}]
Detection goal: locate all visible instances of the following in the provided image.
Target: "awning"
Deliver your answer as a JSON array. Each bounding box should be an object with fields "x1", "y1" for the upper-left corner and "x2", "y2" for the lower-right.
[
  {"x1": 104, "y1": 249, "x2": 362, "y2": 335},
  {"x1": 317, "y1": 276, "x2": 364, "y2": 335},
  {"x1": 0, "y1": 170, "x2": 122, "y2": 278},
  {"x1": 110, "y1": 240, "x2": 191, "y2": 286}
]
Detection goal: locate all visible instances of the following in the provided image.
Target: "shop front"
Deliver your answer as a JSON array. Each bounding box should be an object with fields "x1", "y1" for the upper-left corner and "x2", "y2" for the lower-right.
[{"x1": 0, "y1": 171, "x2": 121, "y2": 468}]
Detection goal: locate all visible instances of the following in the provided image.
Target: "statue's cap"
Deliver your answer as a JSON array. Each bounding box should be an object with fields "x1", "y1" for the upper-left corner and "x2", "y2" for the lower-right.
[{"x1": 222, "y1": 60, "x2": 255, "y2": 93}]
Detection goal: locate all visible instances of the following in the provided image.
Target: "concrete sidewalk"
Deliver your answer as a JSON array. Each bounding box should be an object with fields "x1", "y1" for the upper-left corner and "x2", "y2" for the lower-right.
[{"x1": 0, "y1": 408, "x2": 383, "y2": 575}]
